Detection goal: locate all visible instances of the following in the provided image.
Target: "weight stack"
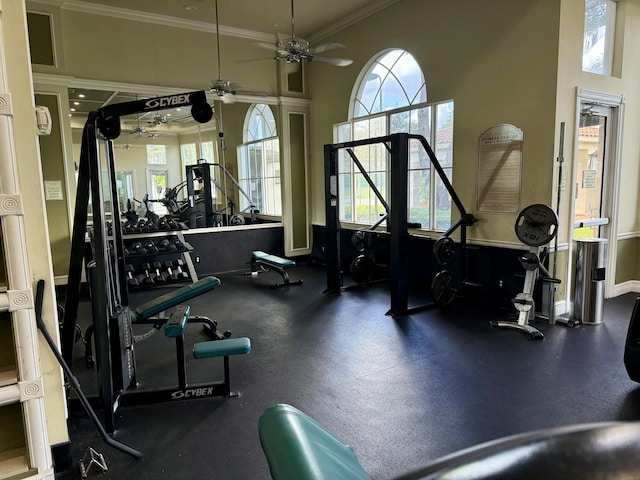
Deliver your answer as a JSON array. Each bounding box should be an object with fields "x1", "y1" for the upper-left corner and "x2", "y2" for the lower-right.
[
  {"x1": 110, "y1": 306, "x2": 136, "y2": 394},
  {"x1": 623, "y1": 297, "x2": 640, "y2": 383}
]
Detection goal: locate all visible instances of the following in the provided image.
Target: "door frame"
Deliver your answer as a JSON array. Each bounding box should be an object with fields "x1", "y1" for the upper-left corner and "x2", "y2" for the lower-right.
[{"x1": 569, "y1": 88, "x2": 626, "y2": 299}]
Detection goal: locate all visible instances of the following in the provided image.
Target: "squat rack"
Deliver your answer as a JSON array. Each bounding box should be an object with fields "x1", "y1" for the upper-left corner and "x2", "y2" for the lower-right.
[{"x1": 324, "y1": 132, "x2": 476, "y2": 316}]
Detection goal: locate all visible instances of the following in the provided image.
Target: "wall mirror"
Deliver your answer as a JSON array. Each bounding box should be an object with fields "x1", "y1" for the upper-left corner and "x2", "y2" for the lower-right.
[{"x1": 67, "y1": 87, "x2": 283, "y2": 229}]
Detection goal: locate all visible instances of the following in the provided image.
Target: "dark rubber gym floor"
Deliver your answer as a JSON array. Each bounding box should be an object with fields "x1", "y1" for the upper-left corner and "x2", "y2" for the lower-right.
[{"x1": 55, "y1": 263, "x2": 640, "y2": 479}]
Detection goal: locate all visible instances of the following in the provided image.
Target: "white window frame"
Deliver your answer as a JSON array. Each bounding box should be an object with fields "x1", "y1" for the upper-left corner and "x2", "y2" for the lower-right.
[
  {"x1": 237, "y1": 104, "x2": 281, "y2": 216},
  {"x1": 582, "y1": 0, "x2": 617, "y2": 76},
  {"x1": 335, "y1": 49, "x2": 454, "y2": 232}
]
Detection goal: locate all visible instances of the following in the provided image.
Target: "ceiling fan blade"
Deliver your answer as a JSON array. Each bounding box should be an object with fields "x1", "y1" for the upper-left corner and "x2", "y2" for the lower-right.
[
  {"x1": 236, "y1": 56, "x2": 276, "y2": 64},
  {"x1": 309, "y1": 56, "x2": 353, "y2": 67},
  {"x1": 309, "y1": 42, "x2": 346, "y2": 55},
  {"x1": 256, "y1": 42, "x2": 279, "y2": 51},
  {"x1": 219, "y1": 93, "x2": 236, "y2": 104}
]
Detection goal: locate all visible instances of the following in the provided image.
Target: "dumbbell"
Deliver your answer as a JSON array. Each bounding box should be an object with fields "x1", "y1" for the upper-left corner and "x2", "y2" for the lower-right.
[
  {"x1": 157, "y1": 217, "x2": 169, "y2": 230},
  {"x1": 144, "y1": 240, "x2": 159, "y2": 254},
  {"x1": 173, "y1": 239, "x2": 186, "y2": 251},
  {"x1": 164, "y1": 261, "x2": 178, "y2": 281},
  {"x1": 166, "y1": 218, "x2": 179, "y2": 230},
  {"x1": 158, "y1": 239, "x2": 177, "y2": 252},
  {"x1": 140, "y1": 263, "x2": 155, "y2": 286},
  {"x1": 126, "y1": 264, "x2": 139, "y2": 287},
  {"x1": 152, "y1": 261, "x2": 166, "y2": 283},
  {"x1": 173, "y1": 259, "x2": 190, "y2": 280},
  {"x1": 130, "y1": 241, "x2": 147, "y2": 255}
]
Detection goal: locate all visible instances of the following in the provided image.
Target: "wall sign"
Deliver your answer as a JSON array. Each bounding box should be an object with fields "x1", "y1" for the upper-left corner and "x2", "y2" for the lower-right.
[{"x1": 477, "y1": 124, "x2": 523, "y2": 213}]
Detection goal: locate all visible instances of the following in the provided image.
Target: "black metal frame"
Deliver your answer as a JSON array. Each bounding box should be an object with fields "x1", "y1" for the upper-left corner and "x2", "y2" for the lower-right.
[
  {"x1": 186, "y1": 163, "x2": 216, "y2": 228},
  {"x1": 62, "y1": 91, "x2": 213, "y2": 432},
  {"x1": 324, "y1": 133, "x2": 475, "y2": 316}
]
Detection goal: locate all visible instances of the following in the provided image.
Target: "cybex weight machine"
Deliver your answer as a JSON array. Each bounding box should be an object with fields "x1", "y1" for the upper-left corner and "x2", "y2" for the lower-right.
[{"x1": 61, "y1": 91, "x2": 215, "y2": 432}]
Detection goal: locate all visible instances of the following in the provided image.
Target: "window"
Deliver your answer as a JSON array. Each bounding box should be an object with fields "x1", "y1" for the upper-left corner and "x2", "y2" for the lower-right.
[
  {"x1": 583, "y1": 0, "x2": 617, "y2": 76},
  {"x1": 180, "y1": 143, "x2": 197, "y2": 167},
  {"x1": 237, "y1": 104, "x2": 281, "y2": 215},
  {"x1": 146, "y1": 144, "x2": 166, "y2": 165},
  {"x1": 335, "y1": 49, "x2": 453, "y2": 231},
  {"x1": 147, "y1": 169, "x2": 168, "y2": 215},
  {"x1": 200, "y1": 141, "x2": 215, "y2": 163}
]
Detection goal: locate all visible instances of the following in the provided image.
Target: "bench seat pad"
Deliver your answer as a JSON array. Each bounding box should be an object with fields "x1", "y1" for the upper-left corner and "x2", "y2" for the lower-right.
[
  {"x1": 193, "y1": 337, "x2": 251, "y2": 358},
  {"x1": 133, "y1": 276, "x2": 220, "y2": 321},
  {"x1": 259, "y1": 404, "x2": 370, "y2": 480},
  {"x1": 252, "y1": 251, "x2": 295, "y2": 268}
]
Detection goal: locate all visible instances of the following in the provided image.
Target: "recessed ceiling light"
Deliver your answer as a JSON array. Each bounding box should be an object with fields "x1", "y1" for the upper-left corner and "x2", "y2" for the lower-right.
[
  {"x1": 73, "y1": 101, "x2": 80, "y2": 105},
  {"x1": 78, "y1": 94, "x2": 85, "y2": 98},
  {"x1": 70, "y1": 108, "x2": 76, "y2": 112},
  {"x1": 183, "y1": 5, "x2": 197, "y2": 11}
]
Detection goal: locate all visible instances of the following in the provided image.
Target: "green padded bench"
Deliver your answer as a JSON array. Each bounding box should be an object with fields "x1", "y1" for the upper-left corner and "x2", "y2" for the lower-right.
[
  {"x1": 83, "y1": 277, "x2": 224, "y2": 367},
  {"x1": 132, "y1": 276, "x2": 221, "y2": 321},
  {"x1": 193, "y1": 337, "x2": 251, "y2": 397},
  {"x1": 251, "y1": 251, "x2": 302, "y2": 289},
  {"x1": 118, "y1": 306, "x2": 250, "y2": 405},
  {"x1": 259, "y1": 404, "x2": 370, "y2": 480}
]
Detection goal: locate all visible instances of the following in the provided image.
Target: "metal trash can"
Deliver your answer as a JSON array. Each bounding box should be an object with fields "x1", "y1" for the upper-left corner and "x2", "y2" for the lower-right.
[{"x1": 573, "y1": 238, "x2": 607, "y2": 324}]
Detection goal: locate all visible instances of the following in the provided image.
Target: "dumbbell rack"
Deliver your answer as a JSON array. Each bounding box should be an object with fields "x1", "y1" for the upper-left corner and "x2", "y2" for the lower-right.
[{"x1": 122, "y1": 231, "x2": 198, "y2": 289}]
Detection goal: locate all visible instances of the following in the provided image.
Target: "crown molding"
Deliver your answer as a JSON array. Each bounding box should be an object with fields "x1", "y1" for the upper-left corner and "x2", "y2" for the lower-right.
[
  {"x1": 28, "y1": 0, "x2": 275, "y2": 43},
  {"x1": 307, "y1": 0, "x2": 401, "y2": 44},
  {"x1": 33, "y1": 72, "x2": 191, "y2": 96}
]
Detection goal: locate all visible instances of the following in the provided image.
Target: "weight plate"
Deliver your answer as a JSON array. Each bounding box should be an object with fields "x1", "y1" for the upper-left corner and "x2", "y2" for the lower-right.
[
  {"x1": 350, "y1": 254, "x2": 375, "y2": 285},
  {"x1": 229, "y1": 214, "x2": 245, "y2": 226},
  {"x1": 433, "y1": 236, "x2": 455, "y2": 266},
  {"x1": 351, "y1": 230, "x2": 371, "y2": 253},
  {"x1": 512, "y1": 292, "x2": 533, "y2": 312},
  {"x1": 514, "y1": 204, "x2": 558, "y2": 247},
  {"x1": 519, "y1": 252, "x2": 540, "y2": 271},
  {"x1": 431, "y1": 270, "x2": 458, "y2": 307}
]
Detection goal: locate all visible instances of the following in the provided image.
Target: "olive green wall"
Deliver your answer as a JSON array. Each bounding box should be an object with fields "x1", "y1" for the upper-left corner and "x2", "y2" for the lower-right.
[
  {"x1": 289, "y1": 112, "x2": 308, "y2": 249},
  {"x1": 36, "y1": 93, "x2": 71, "y2": 277},
  {"x1": 616, "y1": 237, "x2": 639, "y2": 284},
  {"x1": 25, "y1": 0, "x2": 640, "y2": 290},
  {"x1": 307, "y1": 0, "x2": 560, "y2": 245}
]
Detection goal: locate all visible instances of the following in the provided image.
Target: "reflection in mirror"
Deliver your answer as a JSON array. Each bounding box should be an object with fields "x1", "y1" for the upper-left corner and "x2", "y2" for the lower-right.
[
  {"x1": 237, "y1": 104, "x2": 281, "y2": 216},
  {"x1": 286, "y1": 62, "x2": 304, "y2": 93},
  {"x1": 68, "y1": 88, "x2": 283, "y2": 229}
]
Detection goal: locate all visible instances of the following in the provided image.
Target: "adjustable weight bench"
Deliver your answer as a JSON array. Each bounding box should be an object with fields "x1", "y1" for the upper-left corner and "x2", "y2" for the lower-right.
[
  {"x1": 84, "y1": 276, "x2": 229, "y2": 367},
  {"x1": 119, "y1": 304, "x2": 251, "y2": 406},
  {"x1": 251, "y1": 251, "x2": 302, "y2": 289}
]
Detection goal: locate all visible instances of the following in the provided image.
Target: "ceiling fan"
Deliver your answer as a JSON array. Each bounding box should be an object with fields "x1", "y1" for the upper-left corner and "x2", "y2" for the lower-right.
[
  {"x1": 210, "y1": 0, "x2": 242, "y2": 100},
  {"x1": 147, "y1": 113, "x2": 168, "y2": 127},
  {"x1": 257, "y1": 0, "x2": 353, "y2": 67}
]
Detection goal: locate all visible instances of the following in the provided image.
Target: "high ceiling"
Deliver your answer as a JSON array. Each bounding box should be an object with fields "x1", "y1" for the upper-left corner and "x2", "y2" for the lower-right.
[
  {"x1": 72, "y1": 0, "x2": 397, "y2": 40},
  {"x1": 62, "y1": 0, "x2": 400, "y2": 136}
]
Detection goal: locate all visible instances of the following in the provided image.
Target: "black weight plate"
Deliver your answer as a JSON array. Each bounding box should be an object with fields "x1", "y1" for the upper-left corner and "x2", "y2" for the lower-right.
[
  {"x1": 431, "y1": 270, "x2": 458, "y2": 307},
  {"x1": 514, "y1": 204, "x2": 558, "y2": 247},
  {"x1": 350, "y1": 254, "x2": 375, "y2": 284},
  {"x1": 433, "y1": 236, "x2": 455, "y2": 266},
  {"x1": 519, "y1": 252, "x2": 540, "y2": 271},
  {"x1": 351, "y1": 230, "x2": 371, "y2": 252}
]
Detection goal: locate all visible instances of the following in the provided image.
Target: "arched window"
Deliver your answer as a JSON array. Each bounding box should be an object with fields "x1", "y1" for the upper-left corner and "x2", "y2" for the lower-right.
[
  {"x1": 335, "y1": 49, "x2": 453, "y2": 231},
  {"x1": 352, "y1": 49, "x2": 427, "y2": 117},
  {"x1": 237, "y1": 104, "x2": 281, "y2": 216}
]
